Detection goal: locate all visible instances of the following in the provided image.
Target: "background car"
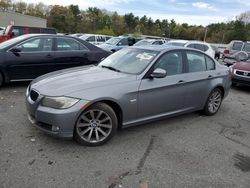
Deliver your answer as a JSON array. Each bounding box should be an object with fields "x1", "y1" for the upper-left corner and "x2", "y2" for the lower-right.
[
  {"x1": 230, "y1": 55, "x2": 250, "y2": 86},
  {"x1": 134, "y1": 39, "x2": 167, "y2": 46},
  {"x1": 26, "y1": 46, "x2": 231, "y2": 146},
  {"x1": 80, "y1": 34, "x2": 112, "y2": 46},
  {"x1": 165, "y1": 40, "x2": 215, "y2": 58},
  {"x1": 0, "y1": 34, "x2": 111, "y2": 87},
  {"x1": 99, "y1": 36, "x2": 139, "y2": 52}
]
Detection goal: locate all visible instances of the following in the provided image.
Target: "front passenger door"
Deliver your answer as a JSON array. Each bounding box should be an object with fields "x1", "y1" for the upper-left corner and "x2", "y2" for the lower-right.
[
  {"x1": 138, "y1": 50, "x2": 188, "y2": 119},
  {"x1": 6, "y1": 37, "x2": 54, "y2": 80}
]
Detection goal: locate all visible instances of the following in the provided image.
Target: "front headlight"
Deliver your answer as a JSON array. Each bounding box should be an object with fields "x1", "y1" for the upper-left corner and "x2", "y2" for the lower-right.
[{"x1": 42, "y1": 96, "x2": 80, "y2": 109}]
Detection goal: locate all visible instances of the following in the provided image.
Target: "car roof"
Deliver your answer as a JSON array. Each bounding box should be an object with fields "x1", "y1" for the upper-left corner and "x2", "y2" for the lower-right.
[{"x1": 168, "y1": 39, "x2": 188, "y2": 44}]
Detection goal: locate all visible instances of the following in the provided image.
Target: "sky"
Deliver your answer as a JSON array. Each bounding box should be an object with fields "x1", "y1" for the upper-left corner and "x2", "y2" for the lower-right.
[{"x1": 23, "y1": 0, "x2": 250, "y2": 26}]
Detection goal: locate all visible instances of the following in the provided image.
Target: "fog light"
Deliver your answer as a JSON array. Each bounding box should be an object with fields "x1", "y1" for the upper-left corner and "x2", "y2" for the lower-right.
[{"x1": 52, "y1": 126, "x2": 60, "y2": 131}]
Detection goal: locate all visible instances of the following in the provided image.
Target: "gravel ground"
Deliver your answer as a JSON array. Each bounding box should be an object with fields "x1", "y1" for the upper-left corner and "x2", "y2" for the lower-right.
[{"x1": 0, "y1": 82, "x2": 250, "y2": 188}]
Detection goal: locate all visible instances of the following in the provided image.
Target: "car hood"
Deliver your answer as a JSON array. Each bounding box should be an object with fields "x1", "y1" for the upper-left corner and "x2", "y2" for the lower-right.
[
  {"x1": 234, "y1": 62, "x2": 250, "y2": 71},
  {"x1": 31, "y1": 65, "x2": 137, "y2": 97}
]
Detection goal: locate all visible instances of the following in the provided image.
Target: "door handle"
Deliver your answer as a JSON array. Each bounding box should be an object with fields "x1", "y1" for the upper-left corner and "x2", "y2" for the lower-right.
[
  {"x1": 46, "y1": 54, "x2": 53, "y2": 58},
  {"x1": 208, "y1": 75, "x2": 213, "y2": 78},
  {"x1": 177, "y1": 80, "x2": 185, "y2": 84},
  {"x1": 83, "y1": 53, "x2": 89, "y2": 57}
]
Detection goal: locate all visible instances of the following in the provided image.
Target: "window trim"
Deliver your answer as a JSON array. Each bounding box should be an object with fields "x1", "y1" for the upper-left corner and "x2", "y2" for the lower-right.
[
  {"x1": 185, "y1": 50, "x2": 216, "y2": 73},
  {"x1": 7, "y1": 36, "x2": 54, "y2": 53},
  {"x1": 55, "y1": 37, "x2": 89, "y2": 52},
  {"x1": 143, "y1": 49, "x2": 186, "y2": 79}
]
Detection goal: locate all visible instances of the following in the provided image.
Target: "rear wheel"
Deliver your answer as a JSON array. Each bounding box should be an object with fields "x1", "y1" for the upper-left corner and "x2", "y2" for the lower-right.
[
  {"x1": 74, "y1": 103, "x2": 118, "y2": 146},
  {"x1": 203, "y1": 88, "x2": 223, "y2": 116}
]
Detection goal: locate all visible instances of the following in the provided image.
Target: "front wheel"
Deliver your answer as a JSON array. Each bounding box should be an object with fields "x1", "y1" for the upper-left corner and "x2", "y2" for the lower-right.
[
  {"x1": 203, "y1": 88, "x2": 223, "y2": 116},
  {"x1": 74, "y1": 103, "x2": 118, "y2": 146}
]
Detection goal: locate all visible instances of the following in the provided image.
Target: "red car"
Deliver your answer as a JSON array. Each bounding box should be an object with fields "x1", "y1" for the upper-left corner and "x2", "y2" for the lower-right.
[{"x1": 230, "y1": 60, "x2": 250, "y2": 86}]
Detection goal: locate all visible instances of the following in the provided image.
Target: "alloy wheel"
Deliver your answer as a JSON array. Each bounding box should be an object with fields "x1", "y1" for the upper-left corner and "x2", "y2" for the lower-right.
[
  {"x1": 76, "y1": 109, "x2": 113, "y2": 143},
  {"x1": 208, "y1": 90, "x2": 222, "y2": 114}
]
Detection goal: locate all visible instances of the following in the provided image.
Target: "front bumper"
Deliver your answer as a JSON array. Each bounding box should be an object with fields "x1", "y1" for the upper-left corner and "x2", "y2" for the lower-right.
[
  {"x1": 26, "y1": 94, "x2": 90, "y2": 138},
  {"x1": 232, "y1": 73, "x2": 250, "y2": 86}
]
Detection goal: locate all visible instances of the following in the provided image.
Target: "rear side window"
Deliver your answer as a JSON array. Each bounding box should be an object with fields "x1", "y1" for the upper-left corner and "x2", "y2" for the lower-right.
[
  {"x1": 243, "y1": 43, "x2": 250, "y2": 52},
  {"x1": 205, "y1": 56, "x2": 215, "y2": 70},
  {"x1": 56, "y1": 38, "x2": 88, "y2": 51},
  {"x1": 187, "y1": 51, "x2": 206, "y2": 72},
  {"x1": 232, "y1": 42, "x2": 243, "y2": 50}
]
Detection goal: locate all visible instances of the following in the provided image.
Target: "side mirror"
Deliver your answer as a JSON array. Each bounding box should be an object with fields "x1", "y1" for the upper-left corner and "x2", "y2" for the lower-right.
[
  {"x1": 235, "y1": 51, "x2": 249, "y2": 62},
  {"x1": 10, "y1": 46, "x2": 22, "y2": 56},
  {"x1": 117, "y1": 42, "x2": 122, "y2": 46},
  {"x1": 150, "y1": 68, "x2": 167, "y2": 78}
]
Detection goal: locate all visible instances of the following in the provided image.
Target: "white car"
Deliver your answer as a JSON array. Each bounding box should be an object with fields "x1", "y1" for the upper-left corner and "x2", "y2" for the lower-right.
[
  {"x1": 80, "y1": 34, "x2": 112, "y2": 46},
  {"x1": 166, "y1": 40, "x2": 215, "y2": 58}
]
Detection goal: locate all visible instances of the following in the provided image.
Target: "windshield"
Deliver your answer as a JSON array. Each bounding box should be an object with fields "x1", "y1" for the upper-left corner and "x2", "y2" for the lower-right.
[
  {"x1": 98, "y1": 48, "x2": 159, "y2": 74},
  {"x1": 0, "y1": 35, "x2": 29, "y2": 49},
  {"x1": 105, "y1": 37, "x2": 120, "y2": 45},
  {"x1": 134, "y1": 40, "x2": 154, "y2": 46}
]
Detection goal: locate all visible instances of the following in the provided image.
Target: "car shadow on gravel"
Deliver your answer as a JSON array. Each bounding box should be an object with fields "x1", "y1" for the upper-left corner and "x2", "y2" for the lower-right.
[{"x1": 231, "y1": 85, "x2": 250, "y2": 93}]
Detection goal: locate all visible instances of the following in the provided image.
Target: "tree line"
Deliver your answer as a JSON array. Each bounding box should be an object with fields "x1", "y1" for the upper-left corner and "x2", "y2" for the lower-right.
[{"x1": 1, "y1": 0, "x2": 250, "y2": 43}]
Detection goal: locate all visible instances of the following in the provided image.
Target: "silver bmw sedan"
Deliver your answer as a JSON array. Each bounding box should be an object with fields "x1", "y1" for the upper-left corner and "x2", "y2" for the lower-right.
[{"x1": 26, "y1": 46, "x2": 231, "y2": 146}]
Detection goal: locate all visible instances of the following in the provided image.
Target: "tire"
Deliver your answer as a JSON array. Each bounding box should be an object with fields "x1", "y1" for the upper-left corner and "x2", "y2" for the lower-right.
[
  {"x1": 0, "y1": 72, "x2": 3, "y2": 87},
  {"x1": 74, "y1": 102, "x2": 118, "y2": 146},
  {"x1": 203, "y1": 88, "x2": 223, "y2": 116}
]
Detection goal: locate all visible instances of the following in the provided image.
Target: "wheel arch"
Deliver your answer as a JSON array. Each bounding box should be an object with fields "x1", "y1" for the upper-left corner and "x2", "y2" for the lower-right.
[
  {"x1": 213, "y1": 85, "x2": 225, "y2": 98},
  {"x1": 86, "y1": 99, "x2": 123, "y2": 129}
]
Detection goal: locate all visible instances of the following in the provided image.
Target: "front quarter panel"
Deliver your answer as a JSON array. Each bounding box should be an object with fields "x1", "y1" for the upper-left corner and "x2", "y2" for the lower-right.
[{"x1": 69, "y1": 79, "x2": 141, "y2": 125}]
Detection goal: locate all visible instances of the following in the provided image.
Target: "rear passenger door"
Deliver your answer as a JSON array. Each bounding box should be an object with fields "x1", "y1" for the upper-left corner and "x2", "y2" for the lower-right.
[
  {"x1": 184, "y1": 50, "x2": 216, "y2": 109},
  {"x1": 54, "y1": 37, "x2": 91, "y2": 71}
]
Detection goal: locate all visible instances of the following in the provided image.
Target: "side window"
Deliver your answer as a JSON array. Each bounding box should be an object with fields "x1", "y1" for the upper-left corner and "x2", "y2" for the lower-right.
[
  {"x1": 17, "y1": 38, "x2": 53, "y2": 52},
  {"x1": 86, "y1": 36, "x2": 95, "y2": 42},
  {"x1": 242, "y1": 43, "x2": 250, "y2": 52},
  {"x1": 97, "y1": 36, "x2": 105, "y2": 42},
  {"x1": 187, "y1": 51, "x2": 206, "y2": 72},
  {"x1": 194, "y1": 44, "x2": 205, "y2": 52},
  {"x1": 119, "y1": 38, "x2": 128, "y2": 46},
  {"x1": 187, "y1": 44, "x2": 195, "y2": 48},
  {"x1": 205, "y1": 56, "x2": 215, "y2": 70},
  {"x1": 154, "y1": 51, "x2": 183, "y2": 76},
  {"x1": 12, "y1": 27, "x2": 24, "y2": 36},
  {"x1": 56, "y1": 38, "x2": 88, "y2": 51},
  {"x1": 232, "y1": 42, "x2": 243, "y2": 50}
]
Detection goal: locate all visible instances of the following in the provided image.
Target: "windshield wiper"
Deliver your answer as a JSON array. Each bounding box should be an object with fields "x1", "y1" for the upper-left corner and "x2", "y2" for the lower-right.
[{"x1": 101, "y1": 65, "x2": 120, "y2": 72}]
